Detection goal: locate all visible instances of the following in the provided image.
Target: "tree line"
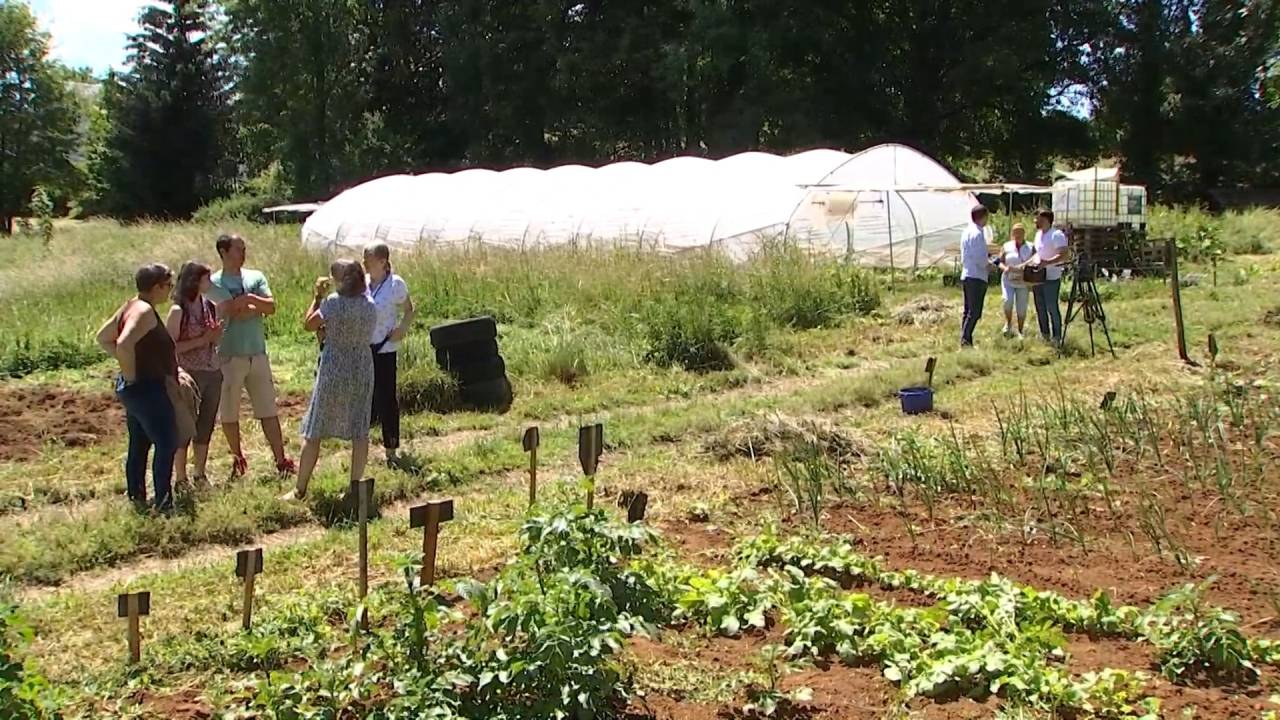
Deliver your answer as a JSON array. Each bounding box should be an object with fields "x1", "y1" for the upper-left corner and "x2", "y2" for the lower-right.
[{"x1": 2, "y1": 0, "x2": 1278, "y2": 229}]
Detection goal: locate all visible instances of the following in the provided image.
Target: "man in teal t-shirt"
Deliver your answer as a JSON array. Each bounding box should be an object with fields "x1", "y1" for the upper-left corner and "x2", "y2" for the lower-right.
[{"x1": 206, "y1": 233, "x2": 295, "y2": 477}]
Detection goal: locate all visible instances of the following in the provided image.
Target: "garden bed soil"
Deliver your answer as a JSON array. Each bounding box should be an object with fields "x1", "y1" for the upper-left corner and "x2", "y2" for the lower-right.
[{"x1": 0, "y1": 384, "x2": 122, "y2": 461}]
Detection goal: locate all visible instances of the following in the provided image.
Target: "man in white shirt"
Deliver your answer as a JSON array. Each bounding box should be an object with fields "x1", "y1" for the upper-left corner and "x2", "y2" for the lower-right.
[
  {"x1": 958, "y1": 204, "x2": 994, "y2": 347},
  {"x1": 1031, "y1": 209, "x2": 1069, "y2": 344}
]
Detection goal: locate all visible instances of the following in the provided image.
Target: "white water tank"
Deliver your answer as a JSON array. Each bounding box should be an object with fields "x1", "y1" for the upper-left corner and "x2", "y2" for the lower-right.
[
  {"x1": 1117, "y1": 185, "x2": 1148, "y2": 230},
  {"x1": 1052, "y1": 180, "x2": 1119, "y2": 228}
]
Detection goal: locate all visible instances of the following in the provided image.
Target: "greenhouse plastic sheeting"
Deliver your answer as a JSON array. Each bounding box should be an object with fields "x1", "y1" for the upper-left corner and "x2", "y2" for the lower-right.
[{"x1": 301, "y1": 143, "x2": 977, "y2": 268}]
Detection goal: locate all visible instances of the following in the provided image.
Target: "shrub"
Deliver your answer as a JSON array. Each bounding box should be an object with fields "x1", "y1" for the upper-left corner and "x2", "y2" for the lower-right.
[
  {"x1": 1, "y1": 589, "x2": 45, "y2": 719},
  {"x1": 643, "y1": 297, "x2": 741, "y2": 372},
  {"x1": 749, "y1": 248, "x2": 881, "y2": 329},
  {"x1": 641, "y1": 261, "x2": 744, "y2": 372},
  {"x1": 193, "y1": 162, "x2": 294, "y2": 223},
  {"x1": 1, "y1": 335, "x2": 100, "y2": 378}
]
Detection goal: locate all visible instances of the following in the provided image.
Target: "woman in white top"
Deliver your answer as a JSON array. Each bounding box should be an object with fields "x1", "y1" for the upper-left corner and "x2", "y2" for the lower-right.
[
  {"x1": 997, "y1": 223, "x2": 1034, "y2": 338},
  {"x1": 363, "y1": 243, "x2": 415, "y2": 464}
]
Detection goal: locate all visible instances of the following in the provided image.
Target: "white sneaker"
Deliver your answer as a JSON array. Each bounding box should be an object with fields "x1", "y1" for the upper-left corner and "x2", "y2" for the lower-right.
[{"x1": 1002, "y1": 324, "x2": 1012, "y2": 337}]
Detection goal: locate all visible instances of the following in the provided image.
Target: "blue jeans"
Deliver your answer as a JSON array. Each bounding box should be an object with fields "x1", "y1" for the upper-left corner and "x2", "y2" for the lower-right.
[
  {"x1": 960, "y1": 278, "x2": 987, "y2": 346},
  {"x1": 1033, "y1": 278, "x2": 1063, "y2": 342},
  {"x1": 115, "y1": 377, "x2": 177, "y2": 509}
]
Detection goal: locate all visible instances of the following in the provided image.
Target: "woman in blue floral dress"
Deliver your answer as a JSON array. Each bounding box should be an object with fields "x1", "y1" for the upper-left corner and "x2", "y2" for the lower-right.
[{"x1": 286, "y1": 259, "x2": 377, "y2": 499}]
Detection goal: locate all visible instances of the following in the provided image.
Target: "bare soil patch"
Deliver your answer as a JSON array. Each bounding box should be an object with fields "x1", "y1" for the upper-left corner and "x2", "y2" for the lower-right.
[{"x1": 0, "y1": 383, "x2": 123, "y2": 461}]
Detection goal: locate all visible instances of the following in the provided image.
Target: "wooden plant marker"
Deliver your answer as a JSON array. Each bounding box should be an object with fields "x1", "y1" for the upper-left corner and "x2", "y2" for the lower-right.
[
  {"x1": 409, "y1": 499, "x2": 455, "y2": 589},
  {"x1": 352, "y1": 478, "x2": 375, "y2": 628},
  {"x1": 235, "y1": 548, "x2": 264, "y2": 631},
  {"x1": 1100, "y1": 391, "x2": 1117, "y2": 410},
  {"x1": 924, "y1": 357, "x2": 937, "y2": 388},
  {"x1": 116, "y1": 591, "x2": 151, "y2": 665},
  {"x1": 578, "y1": 423, "x2": 603, "y2": 509},
  {"x1": 618, "y1": 490, "x2": 649, "y2": 523},
  {"x1": 523, "y1": 427, "x2": 540, "y2": 507}
]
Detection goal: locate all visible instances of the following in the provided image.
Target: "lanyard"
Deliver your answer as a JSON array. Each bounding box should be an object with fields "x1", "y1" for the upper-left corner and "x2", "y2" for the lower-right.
[{"x1": 371, "y1": 274, "x2": 392, "y2": 302}]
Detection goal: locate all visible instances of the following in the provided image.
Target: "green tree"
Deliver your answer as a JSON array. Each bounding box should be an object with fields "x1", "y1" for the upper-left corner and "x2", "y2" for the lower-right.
[
  {"x1": 226, "y1": 0, "x2": 394, "y2": 197},
  {"x1": 95, "y1": 0, "x2": 231, "y2": 218},
  {"x1": 1092, "y1": 0, "x2": 1280, "y2": 198},
  {"x1": 0, "y1": 1, "x2": 80, "y2": 234}
]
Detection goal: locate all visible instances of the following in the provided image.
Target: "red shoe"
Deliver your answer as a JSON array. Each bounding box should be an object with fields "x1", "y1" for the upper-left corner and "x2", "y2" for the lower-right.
[
  {"x1": 276, "y1": 457, "x2": 297, "y2": 476},
  {"x1": 231, "y1": 453, "x2": 248, "y2": 478}
]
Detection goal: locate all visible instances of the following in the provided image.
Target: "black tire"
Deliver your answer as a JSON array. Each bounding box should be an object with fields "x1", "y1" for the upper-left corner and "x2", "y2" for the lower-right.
[
  {"x1": 430, "y1": 316, "x2": 497, "y2": 349},
  {"x1": 435, "y1": 339, "x2": 499, "y2": 370},
  {"x1": 461, "y1": 376, "x2": 513, "y2": 412},
  {"x1": 453, "y1": 356, "x2": 507, "y2": 384}
]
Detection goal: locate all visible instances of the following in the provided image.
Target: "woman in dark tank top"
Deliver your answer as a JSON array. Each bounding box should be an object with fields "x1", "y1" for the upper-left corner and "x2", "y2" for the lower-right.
[{"x1": 94, "y1": 264, "x2": 179, "y2": 511}]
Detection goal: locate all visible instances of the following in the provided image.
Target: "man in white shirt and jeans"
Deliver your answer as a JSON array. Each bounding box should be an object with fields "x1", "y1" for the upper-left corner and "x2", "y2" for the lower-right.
[
  {"x1": 959, "y1": 204, "x2": 994, "y2": 347},
  {"x1": 1031, "y1": 209, "x2": 1069, "y2": 344}
]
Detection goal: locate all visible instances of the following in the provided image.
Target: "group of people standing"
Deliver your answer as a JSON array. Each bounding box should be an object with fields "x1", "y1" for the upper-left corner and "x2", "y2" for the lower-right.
[
  {"x1": 96, "y1": 234, "x2": 413, "y2": 511},
  {"x1": 958, "y1": 205, "x2": 1068, "y2": 347}
]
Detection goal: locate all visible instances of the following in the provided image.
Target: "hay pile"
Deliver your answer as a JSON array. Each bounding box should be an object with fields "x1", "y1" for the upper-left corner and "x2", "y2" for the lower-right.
[
  {"x1": 893, "y1": 295, "x2": 955, "y2": 326},
  {"x1": 703, "y1": 411, "x2": 867, "y2": 465}
]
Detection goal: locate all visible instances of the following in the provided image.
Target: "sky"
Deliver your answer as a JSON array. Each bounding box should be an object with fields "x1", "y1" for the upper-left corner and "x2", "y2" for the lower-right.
[{"x1": 29, "y1": 0, "x2": 154, "y2": 74}]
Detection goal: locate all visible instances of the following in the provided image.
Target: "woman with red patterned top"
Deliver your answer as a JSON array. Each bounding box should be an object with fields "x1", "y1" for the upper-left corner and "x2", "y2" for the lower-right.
[{"x1": 165, "y1": 262, "x2": 225, "y2": 486}]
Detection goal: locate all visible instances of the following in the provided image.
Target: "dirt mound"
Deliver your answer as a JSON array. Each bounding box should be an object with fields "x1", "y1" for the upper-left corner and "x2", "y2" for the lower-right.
[
  {"x1": 0, "y1": 384, "x2": 123, "y2": 462},
  {"x1": 703, "y1": 412, "x2": 867, "y2": 465},
  {"x1": 893, "y1": 295, "x2": 955, "y2": 326}
]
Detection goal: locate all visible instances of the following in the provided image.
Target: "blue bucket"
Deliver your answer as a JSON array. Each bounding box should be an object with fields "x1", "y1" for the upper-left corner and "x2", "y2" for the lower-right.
[{"x1": 899, "y1": 386, "x2": 934, "y2": 415}]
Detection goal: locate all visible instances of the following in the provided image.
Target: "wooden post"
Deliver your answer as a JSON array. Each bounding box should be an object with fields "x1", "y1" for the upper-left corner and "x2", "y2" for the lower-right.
[
  {"x1": 116, "y1": 591, "x2": 150, "y2": 665},
  {"x1": 924, "y1": 357, "x2": 937, "y2": 388},
  {"x1": 619, "y1": 490, "x2": 649, "y2": 523},
  {"x1": 353, "y1": 476, "x2": 373, "y2": 622},
  {"x1": 578, "y1": 424, "x2": 603, "y2": 509},
  {"x1": 235, "y1": 548, "x2": 264, "y2": 631},
  {"x1": 1167, "y1": 239, "x2": 1195, "y2": 365},
  {"x1": 410, "y1": 499, "x2": 455, "y2": 589},
  {"x1": 522, "y1": 427, "x2": 540, "y2": 507},
  {"x1": 1208, "y1": 333, "x2": 1219, "y2": 367}
]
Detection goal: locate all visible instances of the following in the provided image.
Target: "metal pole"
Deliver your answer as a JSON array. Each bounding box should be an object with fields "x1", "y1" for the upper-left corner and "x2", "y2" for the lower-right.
[{"x1": 886, "y1": 191, "x2": 895, "y2": 288}]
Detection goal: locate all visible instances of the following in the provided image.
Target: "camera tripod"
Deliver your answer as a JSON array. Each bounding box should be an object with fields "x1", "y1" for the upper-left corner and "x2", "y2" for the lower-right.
[{"x1": 1060, "y1": 254, "x2": 1116, "y2": 358}]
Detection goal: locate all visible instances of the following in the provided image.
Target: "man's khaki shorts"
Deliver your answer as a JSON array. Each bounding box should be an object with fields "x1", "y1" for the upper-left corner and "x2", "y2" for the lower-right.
[{"x1": 219, "y1": 354, "x2": 278, "y2": 422}]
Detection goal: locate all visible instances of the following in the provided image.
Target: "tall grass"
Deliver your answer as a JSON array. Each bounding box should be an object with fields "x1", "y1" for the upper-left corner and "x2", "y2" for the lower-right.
[
  {"x1": 985, "y1": 207, "x2": 1280, "y2": 258},
  {"x1": 0, "y1": 221, "x2": 883, "y2": 378}
]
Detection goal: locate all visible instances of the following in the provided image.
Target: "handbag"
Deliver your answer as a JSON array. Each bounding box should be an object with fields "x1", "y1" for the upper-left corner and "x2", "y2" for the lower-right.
[{"x1": 1022, "y1": 265, "x2": 1047, "y2": 284}]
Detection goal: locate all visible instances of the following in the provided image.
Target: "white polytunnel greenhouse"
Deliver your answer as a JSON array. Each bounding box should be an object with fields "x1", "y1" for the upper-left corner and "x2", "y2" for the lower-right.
[{"x1": 300, "y1": 143, "x2": 981, "y2": 268}]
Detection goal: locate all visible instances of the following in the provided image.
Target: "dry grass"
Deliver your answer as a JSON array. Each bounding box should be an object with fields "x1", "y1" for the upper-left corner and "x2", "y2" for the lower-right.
[
  {"x1": 702, "y1": 411, "x2": 868, "y2": 465},
  {"x1": 893, "y1": 294, "x2": 955, "y2": 326}
]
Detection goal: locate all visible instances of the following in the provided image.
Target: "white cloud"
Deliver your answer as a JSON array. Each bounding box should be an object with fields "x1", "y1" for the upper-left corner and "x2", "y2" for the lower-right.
[{"x1": 30, "y1": 0, "x2": 156, "y2": 73}]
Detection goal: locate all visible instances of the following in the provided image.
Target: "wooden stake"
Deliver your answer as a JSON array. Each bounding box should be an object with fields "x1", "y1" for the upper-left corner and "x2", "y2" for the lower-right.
[
  {"x1": 619, "y1": 490, "x2": 649, "y2": 523},
  {"x1": 579, "y1": 424, "x2": 603, "y2": 509},
  {"x1": 410, "y1": 499, "x2": 455, "y2": 589},
  {"x1": 1208, "y1": 333, "x2": 1219, "y2": 366},
  {"x1": 235, "y1": 548, "x2": 264, "y2": 631},
  {"x1": 353, "y1": 479, "x2": 374, "y2": 620},
  {"x1": 1167, "y1": 240, "x2": 1195, "y2": 366},
  {"x1": 522, "y1": 427, "x2": 540, "y2": 507},
  {"x1": 116, "y1": 591, "x2": 150, "y2": 665},
  {"x1": 924, "y1": 357, "x2": 937, "y2": 388}
]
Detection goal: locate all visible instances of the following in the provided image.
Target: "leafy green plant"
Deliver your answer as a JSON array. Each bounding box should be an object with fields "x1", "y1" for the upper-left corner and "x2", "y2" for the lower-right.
[
  {"x1": 742, "y1": 644, "x2": 812, "y2": 717},
  {"x1": 675, "y1": 566, "x2": 776, "y2": 636},
  {"x1": 0, "y1": 589, "x2": 53, "y2": 720},
  {"x1": 1141, "y1": 581, "x2": 1259, "y2": 684}
]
